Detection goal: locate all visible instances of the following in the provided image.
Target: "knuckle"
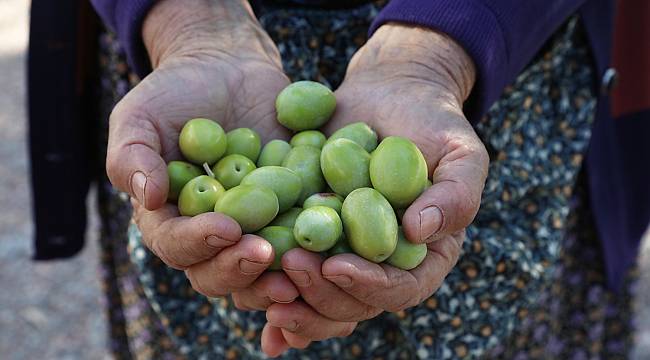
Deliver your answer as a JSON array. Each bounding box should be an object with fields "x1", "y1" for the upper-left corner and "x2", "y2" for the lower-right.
[
  {"x1": 175, "y1": 227, "x2": 206, "y2": 265},
  {"x1": 185, "y1": 268, "x2": 226, "y2": 298},
  {"x1": 151, "y1": 236, "x2": 187, "y2": 270}
]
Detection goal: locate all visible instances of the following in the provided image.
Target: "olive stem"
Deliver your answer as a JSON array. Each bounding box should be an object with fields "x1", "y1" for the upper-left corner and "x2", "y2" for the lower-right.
[{"x1": 203, "y1": 162, "x2": 215, "y2": 178}]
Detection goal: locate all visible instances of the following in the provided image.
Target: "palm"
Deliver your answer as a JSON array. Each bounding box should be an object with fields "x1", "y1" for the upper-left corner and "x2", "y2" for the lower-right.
[
  {"x1": 323, "y1": 74, "x2": 479, "y2": 175},
  {"x1": 120, "y1": 55, "x2": 291, "y2": 163}
]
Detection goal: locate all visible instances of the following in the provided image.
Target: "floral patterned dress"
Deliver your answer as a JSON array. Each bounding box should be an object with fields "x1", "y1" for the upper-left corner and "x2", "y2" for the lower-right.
[{"x1": 95, "y1": 2, "x2": 635, "y2": 359}]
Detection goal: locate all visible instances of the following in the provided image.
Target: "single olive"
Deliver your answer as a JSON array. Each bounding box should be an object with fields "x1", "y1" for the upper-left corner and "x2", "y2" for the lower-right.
[
  {"x1": 214, "y1": 184, "x2": 279, "y2": 233},
  {"x1": 257, "y1": 226, "x2": 299, "y2": 270},
  {"x1": 275, "y1": 81, "x2": 336, "y2": 131},
  {"x1": 212, "y1": 154, "x2": 256, "y2": 190},
  {"x1": 240, "y1": 166, "x2": 302, "y2": 213},
  {"x1": 320, "y1": 138, "x2": 371, "y2": 197},
  {"x1": 282, "y1": 145, "x2": 326, "y2": 203},
  {"x1": 342, "y1": 188, "x2": 398, "y2": 262},
  {"x1": 303, "y1": 193, "x2": 344, "y2": 214},
  {"x1": 369, "y1": 136, "x2": 428, "y2": 208},
  {"x1": 257, "y1": 140, "x2": 292, "y2": 167},
  {"x1": 167, "y1": 161, "x2": 203, "y2": 202},
  {"x1": 178, "y1": 175, "x2": 225, "y2": 216},
  {"x1": 293, "y1": 206, "x2": 342, "y2": 252},
  {"x1": 179, "y1": 118, "x2": 227, "y2": 165},
  {"x1": 225, "y1": 128, "x2": 262, "y2": 162},
  {"x1": 327, "y1": 233, "x2": 353, "y2": 256},
  {"x1": 269, "y1": 207, "x2": 302, "y2": 228},
  {"x1": 385, "y1": 227, "x2": 427, "y2": 270},
  {"x1": 290, "y1": 130, "x2": 327, "y2": 149},
  {"x1": 326, "y1": 122, "x2": 378, "y2": 152}
]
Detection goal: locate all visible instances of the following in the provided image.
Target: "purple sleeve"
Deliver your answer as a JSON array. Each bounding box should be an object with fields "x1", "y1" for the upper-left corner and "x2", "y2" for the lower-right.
[
  {"x1": 369, "y1": 0, "x2": 586, "y2": 122},
  {"x1": 91, "y1": 0, "x2": 158, "y2": 78}
]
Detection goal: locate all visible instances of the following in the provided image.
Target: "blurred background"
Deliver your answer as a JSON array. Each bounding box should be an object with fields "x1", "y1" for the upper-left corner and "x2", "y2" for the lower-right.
[
  {"x1": 0, "y1": 0, "x2": 108, "y2": 358},
  {"x1": 0, "y1": 0, "x2": 648, "y2": 359}
]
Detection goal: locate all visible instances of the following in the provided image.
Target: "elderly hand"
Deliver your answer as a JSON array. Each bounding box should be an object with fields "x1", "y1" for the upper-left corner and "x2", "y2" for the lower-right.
[
  {"x1": 260, "y1": 24, "x2": 489, "y2": 356},
  {"x1": 107, "y1": 0, "x2": 296, "y2": 300}
]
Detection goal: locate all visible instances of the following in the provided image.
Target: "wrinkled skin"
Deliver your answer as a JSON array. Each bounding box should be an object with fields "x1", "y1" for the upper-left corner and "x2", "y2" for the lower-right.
[
  {"x1": 261, "y1": 25, "x2": 489, "y2": 356},
  {"x1": 107, "y1": 0, "x2": 300, "y2": 333},
  {"x1": 106, "y1": 0, "x2": 489, "y2": 356}
]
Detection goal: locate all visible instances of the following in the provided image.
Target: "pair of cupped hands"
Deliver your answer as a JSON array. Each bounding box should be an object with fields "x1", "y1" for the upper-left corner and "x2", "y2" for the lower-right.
[{"x1": 106, "y1": 0, "x2": 488, "y2": 356}]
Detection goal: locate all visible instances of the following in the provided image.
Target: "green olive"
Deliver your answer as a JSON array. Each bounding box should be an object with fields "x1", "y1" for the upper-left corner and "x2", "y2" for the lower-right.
[
  {"x1": 320, "y1": 138, "x2": 371, "y2": 197},
  {"x1": 214, "y1": 184, "x2": 279, "y2": 233},
  {"x1": 275, "y1": 81, "x2": 336, "y2": 131},
  {"x1": 326, "y1": 122, "x2": 378, "y2": 152},
  {"x1": 385, "y1": 227, "x2": 427, "y2": 270},
  {"x1": 303, "y1": 193, "x2": 344, "y2": 214},
  {"x1": 290, "y1": 130, "x2": 327, "y2": 149},
  {"x1": 225, "y1": 128, "x2": 262, "y2": 162},
  {"x1": 257, "y1": 140, "x2": 292, "y2": 167},
  {"x1": 240, "y1": 166, "x2": 302, "y2": 213},
  {"x1": 341, "y1": 188, "x2": 398, "y2": 262},
  {"x1": 282, "y1": 145, "x2": 326, "y2": 203},
  {"x1": 327, "y1": 233, "x2": 352, "y2": 256},
  {"x1": 179, "y1": 118, "x2": 227, "y2": 165},
  {"x1": 369, "y1": 136, "x2": 428, "y2": 208},
  {"x1": 212, "y1": 154, "x2": 256, "y2": 189},
  {"x1": 269, "y1": 207, "x2": 302, "y2": 228},
  {"x1": 293, "y1": 206, "x2": 342, "y2": 252},
  {"x1": 178, "y1": 175, "x2": 225, "y2": 216},
  {"x1": 167, "y1": 161, "x2": 203, "y2": 202},
  {"x1": 256, "y1": 226, "x2": 299, "y2": 270}
]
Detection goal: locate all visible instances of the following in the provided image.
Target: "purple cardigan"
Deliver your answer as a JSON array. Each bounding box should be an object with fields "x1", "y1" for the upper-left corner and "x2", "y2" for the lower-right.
[{"x1": 90, "y1": 0, "x2": 650, "y2": 291}]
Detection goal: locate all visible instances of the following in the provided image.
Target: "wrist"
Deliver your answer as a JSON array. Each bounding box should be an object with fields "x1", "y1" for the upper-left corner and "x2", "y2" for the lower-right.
[
  {"x1": 142, "y1": 0, "x2": 280, "y2": 69},
  {"x1": 349, "y1": 23, "x2": 476, "y2": 105}
]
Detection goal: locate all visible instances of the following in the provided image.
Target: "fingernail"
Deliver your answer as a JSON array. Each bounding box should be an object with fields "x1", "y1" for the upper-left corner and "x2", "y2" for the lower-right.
[
  {"x1": 284, "y1": 269, "x2": 311, "y2": 287},
  {"x1": 205, "y1": 235, "x2": 235, "y2": 248},
  {"x1": 324, "y1": 275, "x2": 353, "y2": 288},
  {"x1": 239, "y1": 259, "x2": 268, "y2": 274},
  {"x1": 420, "y1": 206, "x2": 443, "y2": 240},
  {"x1": 130, "y1": 171, "x2": 147, "y2": 206},
  {"x1": 269, "y1": 296, "x2": 294, "y2": 304}
]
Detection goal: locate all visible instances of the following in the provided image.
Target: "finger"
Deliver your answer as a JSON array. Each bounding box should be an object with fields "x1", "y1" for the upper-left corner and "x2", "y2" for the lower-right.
[
  {"x1": 184, "y1": 235, "x2": 274, "y2": 298},
  {"x1": 232, "y1": 272, "x2": 300, "y2": 311},
  {"x1": 106, "y1": 100, "x2": 168, "y2": 210},
  {"x1": 280, "y1": 329, "x2": 312, "y2": 349},
  {"x1": 321, "y1": 254, "x2": 421, "y2": 312},
  {"x1": 261, "y1": 323, "x2": 290, "y2": 358},
  {"x1": 282, "y1": 249, "x2": 380, "y2": 322},
  {"x1": 402, "y1": 134, "x2": 489, "y2": 243},
  {"x1": 266, "y1": 301, "x2": 357, "y2": 341},
  {"x1": 323, "y1": 233, "x2": 463, "y2": 311},
  {"x1": 132, "y1": 199, "x2": 241, "y2": 270},
  {"x1": 411, "y1": 231, "x2": 465, "y2": 299}
]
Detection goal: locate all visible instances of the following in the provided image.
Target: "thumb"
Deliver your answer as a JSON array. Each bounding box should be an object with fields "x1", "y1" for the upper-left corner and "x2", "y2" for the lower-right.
[
  {"x1": 106, "y1": 99, "x2": 168, "y2": 210},
  {"x1": 402, "y1": 136, "x2": 489, "y2": 243}
]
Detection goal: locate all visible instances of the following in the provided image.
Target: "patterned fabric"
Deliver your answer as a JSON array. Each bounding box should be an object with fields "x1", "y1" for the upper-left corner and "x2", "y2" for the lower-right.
[
  {"x1": 95, "y1": 2, "x2": 635, "y2": 359},
  {"x1": 97, "y1": 34, "x2": 182, "y2": 360}
]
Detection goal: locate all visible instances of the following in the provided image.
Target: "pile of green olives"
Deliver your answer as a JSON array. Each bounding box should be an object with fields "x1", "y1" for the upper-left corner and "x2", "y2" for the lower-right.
[{"x1": 167, "y1": 80, "x2": 429, "y2": 271}]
